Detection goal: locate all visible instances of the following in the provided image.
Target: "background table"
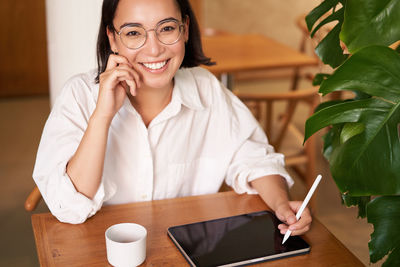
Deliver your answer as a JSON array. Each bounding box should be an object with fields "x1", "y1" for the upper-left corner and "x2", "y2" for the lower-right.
[
  {"x1": 203, "y1": 34, "x2": 317, "y2": 75},
  {"x1": 202, "y1": 34, "x2": 318, "y2": 88},
  {"x1": 32, "y1": 191, "x2": 363, "y2": 266}
]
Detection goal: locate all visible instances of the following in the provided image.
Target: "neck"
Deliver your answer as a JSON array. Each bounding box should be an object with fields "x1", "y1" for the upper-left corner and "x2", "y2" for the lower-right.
[{"x1": 128, "y1": 83, "x2": 174, "y2": 127}]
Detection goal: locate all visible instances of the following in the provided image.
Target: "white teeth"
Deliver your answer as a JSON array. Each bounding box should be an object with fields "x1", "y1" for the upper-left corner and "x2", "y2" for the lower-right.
[{"x1": 142, "y1": 61, "x2": 167, "y2": 70}]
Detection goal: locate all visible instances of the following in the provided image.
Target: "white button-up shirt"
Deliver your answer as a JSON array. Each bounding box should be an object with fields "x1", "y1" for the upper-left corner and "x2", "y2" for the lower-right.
[{"x1": 33, "y1": 67, "x2": 292, "y2": 224}]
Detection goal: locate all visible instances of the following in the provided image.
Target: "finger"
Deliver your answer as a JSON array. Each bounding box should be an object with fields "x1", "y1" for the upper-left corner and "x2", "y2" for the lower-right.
[
  {"x1": 117, "y1": 64, "x2": 141, "y2": 89},
  {"x1": 126, "y1": 80, "x2": 137, "y2": 96},
  {"x1": 287, "y1": 225, "x2": 310, "y2": 236},
  {"x1": 289, "y1": 206, "x2": 312, "y2": 227},
  {"x1": 278, "y1": 224, "x2": 289, "y2": 235},
  {"x1": 278, "y1": 223, "x2": 288, "y2": 231},
  {"x1": 279, "y1": 207, "x2": 297, "y2": 225},
  {"x1": 111, "y1": 70, "x2": 135, "y2": 87},
  {"x1": 106, "y1": 54, "x2": 133, "y2": 70},
  {"x1": 131, "y1": 69, "x2": 141, "y2": 88},
  {"x1": 275, "y1": 213, "x2": 286, "y2": 222},
  {"x1": 289, "y1": 215, "x2": 312, "y2": 231},
  {"x1": 278, "y1": 223, "x2": 287, "y2": 230},
  {"x1": 100, "y1": 67, "x2": 133, "y2": 82},
  {"x1": 288, "y1": 201, "x2": 314, "y2": 216},
  {"x1": 100, "y1": 70, "x2": 135, "y2": 94},
  {"x1": 279, "y1": 222, "x2": 310, "y2": 235},
  {"x1": 288, "y1": 200, "x2": 303, "y2": 213},
  {"x1": 116, "y1": 77, "x2": 135, "y2": 95},
  {"x1": 114, "y1": 69, "x2": 137, "y2": 95}
]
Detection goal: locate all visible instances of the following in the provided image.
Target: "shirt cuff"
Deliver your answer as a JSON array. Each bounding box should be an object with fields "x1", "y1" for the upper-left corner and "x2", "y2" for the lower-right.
[
  {"x1": 44, "y1": 163, "x2": 105, "y2": 224},
  {"x1": 228, "y1": 154, "x2": 294, "y2": 195}
]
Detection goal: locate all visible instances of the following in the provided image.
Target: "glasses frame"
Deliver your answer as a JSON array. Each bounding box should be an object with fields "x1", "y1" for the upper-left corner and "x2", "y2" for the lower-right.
[{"x1": 114, "y1": 18, "x2": 186, "y2": 50}]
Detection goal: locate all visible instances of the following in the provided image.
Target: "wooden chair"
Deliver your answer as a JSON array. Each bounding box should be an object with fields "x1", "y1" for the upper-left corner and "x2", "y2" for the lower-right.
[
  {"x1": 234, "y1": 87, "x2": 320, "y2": 207},
  {"x1": 25, "y1": 185, "x2": 42, "y2": 211},
  {"x1": 291, "y1": 14, "x2": 320, "y2": 90}
]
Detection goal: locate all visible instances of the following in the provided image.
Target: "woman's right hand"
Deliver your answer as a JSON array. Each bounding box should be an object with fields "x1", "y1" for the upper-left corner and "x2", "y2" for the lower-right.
[{"x1": 95, "y1": 54, "x2": 140, "y2": 122}]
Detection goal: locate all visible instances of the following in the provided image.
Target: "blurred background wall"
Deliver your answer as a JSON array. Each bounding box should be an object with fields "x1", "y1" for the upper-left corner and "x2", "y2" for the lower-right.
[
  {"x1": 45, "y1": 0, "x2": 103, "y2": 105},
  {"x1": 0, "y1": 0, "x2": 320, "y2": 103},
  {"x1": 204, "y1": 0, "x2": 320, "y2": 50}
]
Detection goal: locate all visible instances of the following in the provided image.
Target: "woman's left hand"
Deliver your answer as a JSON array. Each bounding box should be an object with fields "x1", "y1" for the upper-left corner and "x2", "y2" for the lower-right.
[{"x1": 275, "y1": 201, "x2": 312, "y2": 236}]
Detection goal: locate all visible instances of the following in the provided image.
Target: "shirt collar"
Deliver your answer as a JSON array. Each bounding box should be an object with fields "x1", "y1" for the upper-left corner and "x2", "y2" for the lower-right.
[{"x1": 172, "y1": 68, "x2": 205, "y2": 111}]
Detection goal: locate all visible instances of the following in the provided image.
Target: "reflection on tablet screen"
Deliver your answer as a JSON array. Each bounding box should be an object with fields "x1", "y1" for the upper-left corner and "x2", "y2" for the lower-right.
[{"x1": 168, "y1": 211, "x2": 310, "y2": 267}]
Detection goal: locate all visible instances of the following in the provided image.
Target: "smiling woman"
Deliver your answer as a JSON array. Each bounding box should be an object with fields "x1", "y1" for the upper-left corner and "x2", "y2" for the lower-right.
[{"x1": 32, "y1": 0, "x2": 312, "y2": 241}]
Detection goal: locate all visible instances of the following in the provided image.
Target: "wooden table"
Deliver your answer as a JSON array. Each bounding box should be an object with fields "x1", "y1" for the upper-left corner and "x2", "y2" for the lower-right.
[
  {"x1": 202, "y1": 34, "x2": 318, "y2": 88},
  {"x1": 32, "y1": 191, "x2": 363, "y2": 266}
]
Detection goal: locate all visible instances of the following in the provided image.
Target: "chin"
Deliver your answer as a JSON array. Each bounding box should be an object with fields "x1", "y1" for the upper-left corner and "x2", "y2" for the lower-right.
[{"x1": 142, "y1": 76, "x2": 175, "y2": 90}]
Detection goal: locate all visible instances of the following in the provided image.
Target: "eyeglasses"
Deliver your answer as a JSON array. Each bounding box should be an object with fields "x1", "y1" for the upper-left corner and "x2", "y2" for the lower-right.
[{"x1": 114, "y1": 19, "x2": 185, "y2": 50}]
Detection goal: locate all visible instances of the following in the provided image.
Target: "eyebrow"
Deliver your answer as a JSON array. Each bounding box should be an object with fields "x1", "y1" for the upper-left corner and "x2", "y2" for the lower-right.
[{"x1": 119, "y1": 17, "x2": 179, "y2": 30}]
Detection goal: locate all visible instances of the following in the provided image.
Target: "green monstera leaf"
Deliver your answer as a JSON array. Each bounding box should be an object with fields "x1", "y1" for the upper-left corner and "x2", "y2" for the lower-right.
[
  {"x1": 306, "y1": 1, "x2": 400, "y2": 265},
  {"x1": 342, "y1": 195, "x2": 370, "y2": 218},
  {"x1": 305, "y1": 0, "x2": 348, "y2": 68},
  {"x1": 367, "y1": 196, "x2": 400, "y2": 266},
  {"x1": 305, "y1": 0, "x2": 342, "y2": 31},
  {"x1": 312, "y1": 73, "x2": 331, "y2": 86},
  {"x1": 340, "y1": 0, "x2": 400, "y2": 53},
  {"x1": 305, "y1": 46, "x2": 400, "y2": 196}
]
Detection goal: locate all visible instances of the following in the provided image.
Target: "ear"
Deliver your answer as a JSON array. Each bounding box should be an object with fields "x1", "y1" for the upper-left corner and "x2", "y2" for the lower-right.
[
  {"x1": 106, "y1": 27, "x2": 118, "y2": 53},
  {"x1": 184, "y1": 16, "x2": 190, "y2": 42}
]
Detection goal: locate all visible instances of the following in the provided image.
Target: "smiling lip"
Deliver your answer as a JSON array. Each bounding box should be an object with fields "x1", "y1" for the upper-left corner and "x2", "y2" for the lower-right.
[{"x1": 140, "y1": 59, "x2": 169, "y2": 72}]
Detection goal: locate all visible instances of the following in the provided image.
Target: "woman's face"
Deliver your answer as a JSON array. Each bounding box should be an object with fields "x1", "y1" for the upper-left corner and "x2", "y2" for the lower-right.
[{"x1": 107, "y1": 0, "x2": 188, "y2": 91}]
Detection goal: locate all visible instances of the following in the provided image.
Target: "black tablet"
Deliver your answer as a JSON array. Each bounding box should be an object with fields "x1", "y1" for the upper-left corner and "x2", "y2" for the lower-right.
[{"x1": 167, "y1": 210, "x2": 310, "y2": 267}]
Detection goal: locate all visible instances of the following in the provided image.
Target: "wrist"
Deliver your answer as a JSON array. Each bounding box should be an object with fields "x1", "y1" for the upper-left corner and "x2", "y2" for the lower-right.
[
  {"x1": 251, "y1": 175, "x2": 290, "y2": 212},
  {"x1": 89, "y1": 110, "x2": 113, "y2": 129},
  {"x1": 270, "y1": 197, "x2": 290, "y2": 212}
]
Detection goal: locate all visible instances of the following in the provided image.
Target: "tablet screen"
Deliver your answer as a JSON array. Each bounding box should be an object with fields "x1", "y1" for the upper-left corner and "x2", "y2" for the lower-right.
[{"x1": 167, "y1": 210, "x2": 310, "y2": 267}]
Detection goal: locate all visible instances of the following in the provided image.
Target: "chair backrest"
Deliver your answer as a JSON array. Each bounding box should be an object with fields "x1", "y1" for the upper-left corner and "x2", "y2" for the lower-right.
[{"x1": 236, "y1": 88, "x2": 318, "y2": 147}]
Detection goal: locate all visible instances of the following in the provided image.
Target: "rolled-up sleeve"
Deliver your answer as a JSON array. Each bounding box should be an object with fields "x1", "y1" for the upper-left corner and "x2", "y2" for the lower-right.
[
  {"x1": 224, "y1": 94, "x2": 293, "y2": 195},
  {"x1": 32, "y1": 76, "x2": 106, "y2": 224}
]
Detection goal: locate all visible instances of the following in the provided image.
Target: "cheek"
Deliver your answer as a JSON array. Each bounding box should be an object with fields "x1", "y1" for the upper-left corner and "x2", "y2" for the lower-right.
[
  {"x1": 172, "y1": 41, "x2": 186, "y2": 61},
  {"x1": 118, "y1": 47, "x2": 139, "y2": 63}
]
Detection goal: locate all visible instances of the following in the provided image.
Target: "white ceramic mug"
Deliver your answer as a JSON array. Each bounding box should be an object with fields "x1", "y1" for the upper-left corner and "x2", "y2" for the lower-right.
[{"x1": 105, "y1": 223, "x2": 147, "y2": 267}]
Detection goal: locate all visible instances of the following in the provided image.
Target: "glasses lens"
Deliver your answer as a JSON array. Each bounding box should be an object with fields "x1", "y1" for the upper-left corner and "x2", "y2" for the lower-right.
[
  {"x1": 156, "y1": 20, "x2": 182, "y2": 45},
  {"x1": 120, "y1": 25, "x2": 146, "y2": 49}
]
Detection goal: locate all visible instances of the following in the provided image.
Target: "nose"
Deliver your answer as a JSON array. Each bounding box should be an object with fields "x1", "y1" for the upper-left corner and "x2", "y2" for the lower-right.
[{"x1": 143, "y1": 30, "x2": 164, "y2": 56}]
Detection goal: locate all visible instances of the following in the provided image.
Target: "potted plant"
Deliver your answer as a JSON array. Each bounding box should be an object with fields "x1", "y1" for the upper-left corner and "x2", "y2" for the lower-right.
[{"x1": 303, "y1": 0, "x2": 400, "y2": 266}]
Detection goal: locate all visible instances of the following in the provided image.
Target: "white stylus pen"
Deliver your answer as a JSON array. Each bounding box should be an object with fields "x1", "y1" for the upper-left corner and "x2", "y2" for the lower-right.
[{"x1": 282, "y1": 174, "x2": 322, "y2": 244}]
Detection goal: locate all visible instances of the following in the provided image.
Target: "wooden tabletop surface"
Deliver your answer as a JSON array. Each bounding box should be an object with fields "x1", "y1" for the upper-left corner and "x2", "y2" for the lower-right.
[
  {"x1": 202, "y1": 34, "x2": 318, "y2": 75},
  {"x1": 31, "y1": 191, "x2": 364, "y2": 266}
]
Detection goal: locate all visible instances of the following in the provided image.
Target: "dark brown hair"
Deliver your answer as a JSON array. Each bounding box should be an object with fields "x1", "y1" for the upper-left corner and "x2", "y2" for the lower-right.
[{"x1": 95, "y1": 0, "x2": 214, "y2": 83}]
